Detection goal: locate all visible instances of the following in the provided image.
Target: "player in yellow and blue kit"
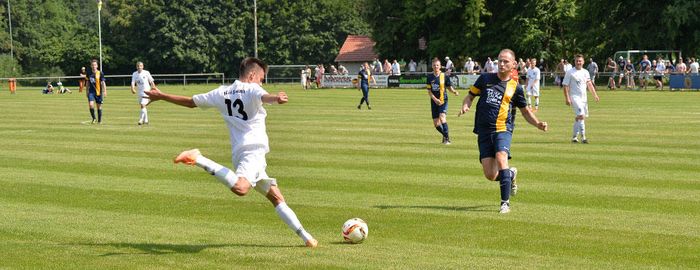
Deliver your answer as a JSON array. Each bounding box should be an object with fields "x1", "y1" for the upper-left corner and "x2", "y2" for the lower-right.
[
  {"x1": 86, "y1": 59, "x2": 107, "y2": 124},
  {"x1": 458, "y1": 49, "x2": 548, "y2": 213},
  {"x1": 427, "y1": 58, "x2": 459, "y2": 144},
  {"x1": 357, "y1": 62, "x2": 376, "y2": 109}
]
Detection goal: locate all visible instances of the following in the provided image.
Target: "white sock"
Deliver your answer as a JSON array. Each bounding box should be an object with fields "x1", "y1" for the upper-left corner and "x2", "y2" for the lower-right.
[
  {"x1": 580, "y1": 120, "x2": 586, "y2": 139},
  {"x1": 572, "y1": 121, "x2": 579, "y2": 138},
  {"x1": 143, "y1": 108, "x2": 148, "y2": 123},
  {"x1": 527, "y1": 96, "x2": 532, "y2": 106},
  {"x1": 139, "y1": 109, "x2": 145, "y2": 123},
  {"x1": 535, "y1": 97, "x2": 539, "y2": 108},
  {"x1": 275, "y1": 202, "x2": 313, "y2": 242},
  {"x1": 195, "y1": 155, "x2": 238, "y2": 188}
]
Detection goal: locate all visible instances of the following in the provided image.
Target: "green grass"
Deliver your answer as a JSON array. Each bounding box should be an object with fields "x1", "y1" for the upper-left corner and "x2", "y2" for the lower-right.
[{"x1": 0, "y1": 84, "x2": 698, "y2": 269}]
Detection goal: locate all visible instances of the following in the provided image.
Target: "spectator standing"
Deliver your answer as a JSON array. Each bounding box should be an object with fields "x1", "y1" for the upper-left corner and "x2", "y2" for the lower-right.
[
  {"x1": 654, "y1": 57, "x2": 666, "y2": 90},
  {"x1": 605, "y1": 57, "x2": 617, "y2": 89},
  {"x1": 675, "y1": 58, "x2": 686, "y2": 74},
  {"x1": 338, "y1": 64, "x2": 348, "y2": 75},
  {"x1": 464, "y1": 57, "x2": 475, "y2": 74},
  {"x1": 555, "y1": 59, "x2": 565, "y2": 87},
  {"x1": 616, "y1": 56, "x2": 627, "y2": 87},
  {"x1": 444, "y1": 56, "x2": 454, "y2": 75},
  {"x1": 79, "y1": 67, "x2": 87, "y2": 93},
  {"x1": 587, "y1": 58, "x2": 599, "y2": 85},
  {"x1": 485, "y1": 57, "x2": 495, "y2": 73},
  {"x1": 408, "y1": 59, "x2": 417, "y2": 73},
  {"x1": 383, "y1": 59, "x2": 392, "y2": 75},
  {"x1": 624, "y1": 59, "x2": 636, "y2": 89},
  {"x1": 391, "y1": 59, "x2": 401, "y2": 76},
  {"x1": 373, "y1": 58, "x2": 383, "y2": 74},
  {"x1": 689, "y1": 58, "x2": 699, "y2": 74},
  {"x1": 638, "y1": 55, "x2": 652, "y2": 89}
]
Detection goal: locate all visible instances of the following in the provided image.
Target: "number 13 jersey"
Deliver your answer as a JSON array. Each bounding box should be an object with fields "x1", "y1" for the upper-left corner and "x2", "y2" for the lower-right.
[{"x1": 193, "y1": 80, "x2": 270, "y2": 154}]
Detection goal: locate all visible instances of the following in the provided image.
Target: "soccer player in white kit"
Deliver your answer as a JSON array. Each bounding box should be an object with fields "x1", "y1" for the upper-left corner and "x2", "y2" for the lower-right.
[
  {"x1": 145, "y1": 57, "x2": 318, "y2": 248},
  {"x1": 563, "y1": 54, "x2": 600, "y2": 144},
  {"x1": 130, "y1": 62, "x2": 156, "y2": 125},
  {"x1": 526, "y1": 58, "x2": 541, "y2": 111}
]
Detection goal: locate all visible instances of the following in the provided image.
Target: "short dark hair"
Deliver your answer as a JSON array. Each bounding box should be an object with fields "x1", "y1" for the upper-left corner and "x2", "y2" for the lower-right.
[
  {"x1": 91, "y1": 59, "x2": 98, "y2": 64},
  {"x1": 240, "y1": 57, "x2": 268, "y2": 77},
  {"x1": 574, "y1": 54, "x2": 584, "y2": 60}
]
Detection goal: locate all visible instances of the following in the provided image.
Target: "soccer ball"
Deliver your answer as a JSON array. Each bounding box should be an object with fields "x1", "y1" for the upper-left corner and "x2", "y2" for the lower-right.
[{"x1": 342, "y1": 218, "x2": 368, "y2": 244}]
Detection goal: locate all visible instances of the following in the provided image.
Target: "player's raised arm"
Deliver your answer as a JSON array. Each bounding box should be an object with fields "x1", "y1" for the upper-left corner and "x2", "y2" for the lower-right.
[
  {"x1": 145, "y1": 87, "x2": 197, "y2": 108},
  {"x1": 261, "y1": 92, "x2": 288, "y2": 104}
]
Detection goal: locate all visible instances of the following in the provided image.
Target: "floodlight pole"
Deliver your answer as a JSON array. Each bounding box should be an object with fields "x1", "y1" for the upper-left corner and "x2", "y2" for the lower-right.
[
  {"x1": 7, "y1": 0, "x2": 13, "y2": 60},
  {"x1": 98, "y1": 0, "x2": 103, "y2": 71},
  {"x1": 253, "y1": 0, "x2": 258, "y2": 58}
]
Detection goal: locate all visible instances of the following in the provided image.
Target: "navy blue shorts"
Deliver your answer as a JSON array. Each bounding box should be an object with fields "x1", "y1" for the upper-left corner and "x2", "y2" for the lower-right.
[
  {"x1": 88, "y1": 92, "x2": 103, "y2": 104},
  {"x1": 477, "y1": 132, "x2": 512, "y2": 160},
  {"x1": 430, "y1": 100, "x2": 447, "y2": 119}
]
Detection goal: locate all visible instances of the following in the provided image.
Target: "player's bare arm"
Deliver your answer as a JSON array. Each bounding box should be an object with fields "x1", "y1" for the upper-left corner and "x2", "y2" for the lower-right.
[
  {"x1": 563, "y1": 85, "x2": 571, "y2": 105},
  {"x1": 458, "y1": 92, "x2": 475, "y2": 116},
  {"x1": 102, "y1": 82, "x2": 107, "y2": 98},
  {"x1": 587, "y1": 81, "x2": 600, "y2": 102},
  {"x1": 519, "y1": 107, "x2": 548, "y2": 131},
  {"x1": 261, "y1": 92, "x2": 288, "y2": 104},
  {"x1": 130, "y1": 82, "x2": 136, "y2": 94},
  {"x1": 145, "y1": 87, "x2": 197, "y2": 108},
  {"x1": 449, "y1": 86, "x2": 459, "y2": 96}
]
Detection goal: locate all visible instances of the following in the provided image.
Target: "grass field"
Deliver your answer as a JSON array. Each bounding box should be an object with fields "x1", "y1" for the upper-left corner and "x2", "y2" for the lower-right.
[{"x1": 1, "y1": 84, "x2": 698, "y2": 269}]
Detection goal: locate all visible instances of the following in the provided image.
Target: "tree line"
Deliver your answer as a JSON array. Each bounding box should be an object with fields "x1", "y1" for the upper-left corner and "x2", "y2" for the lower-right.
[
  {"x1": 0, "y1": 0, "x2": 369, "y2": 78},
  {"x1": 0, "y1": 0, "x2": 697, "y2": 78},
  {"x1": 366, "y1": 0, "x2": 700, "y2": 69}
]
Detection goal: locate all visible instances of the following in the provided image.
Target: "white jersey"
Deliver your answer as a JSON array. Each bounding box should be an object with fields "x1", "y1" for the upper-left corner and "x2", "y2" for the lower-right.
[
  {"x1": 193, "y1": 80, "x2": 269, "y2": 155},
  {"x1": 131, "y1": 70, "x2": 154, "y2": 97},
  {"x1": 690, "y1": 62, "x2": 699, "y2": 74},
  {"x1": 527, "y1": 67, "x2": 541, "y2": 93},
  {"x1": 563, "y1": 68, "x2": 591, "y2": 102}
]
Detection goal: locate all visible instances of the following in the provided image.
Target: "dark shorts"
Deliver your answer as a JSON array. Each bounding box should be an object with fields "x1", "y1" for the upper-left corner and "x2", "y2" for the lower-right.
[
  {"x1": 478, "y1": 132, "x2": 512, "y2": 161},
  {"x1": 653, "y1": 75, "x2": 663, "y2": 81},
  {"x1": 88, "y1": 92, "x2": 103, "y2": 104},
  {"x1": 430, "y1": 100, "x2": 448, "y2": 119}
]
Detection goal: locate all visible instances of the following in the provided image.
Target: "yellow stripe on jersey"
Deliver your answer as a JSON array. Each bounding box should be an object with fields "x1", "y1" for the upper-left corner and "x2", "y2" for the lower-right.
[
  {"x1": 95, "y1": 71, "x2": 101, "y2": 96},
  {"x1": 496, "y1": 80, "x2": 518, "y2": 132},
  {"x1": 439, "y1": 72, "x2": 445, "y2": 103},
  {"x1": 469, "y1": 85, "x2": 481, "y2": 95}
]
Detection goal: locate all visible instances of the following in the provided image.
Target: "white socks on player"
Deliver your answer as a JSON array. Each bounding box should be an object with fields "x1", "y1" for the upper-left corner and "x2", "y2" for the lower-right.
[
  {"x1": 139, "y1": 108, "x2": 149, "y2": 123},
  {"x1": 275, "y1": 202, "x2": 314, "y2": 242},
  {"x1": 572, "y1": 120, "x2": 586, "y2": 139},
  {"x1": 535, "y1": 97, "x2": 539, "y2": 108},
  {"x1": 194, "y1": 155, "x2": 238, "y2": 188}
]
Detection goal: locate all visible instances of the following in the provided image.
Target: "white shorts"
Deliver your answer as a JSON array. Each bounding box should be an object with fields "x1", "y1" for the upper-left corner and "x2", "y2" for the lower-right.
[
  {"x1": 233, "y1": 148, "x2": 277, "y2": 193},
  {"x1": 527, "y1": 85, "x2": 540, "y2": 96},
  {"x1": 138, "y1": 96, "x2": 150, "y2": 106},
  {"x1": 571, "y1": 99, "x2": 589, "y2": 117}
]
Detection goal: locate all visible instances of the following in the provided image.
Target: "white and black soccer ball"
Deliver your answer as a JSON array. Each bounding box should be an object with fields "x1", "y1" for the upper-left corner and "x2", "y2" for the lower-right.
[{"x1": 342, "y1": 218, "x2": 368, "y2": 244}]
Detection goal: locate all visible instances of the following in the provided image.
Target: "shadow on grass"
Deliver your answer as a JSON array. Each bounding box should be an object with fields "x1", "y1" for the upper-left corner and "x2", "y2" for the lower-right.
[
  {"x1": 374, "y1": 204, "x2": 493, "y2": 212},
  {"x1": 78, "y1": 242, "x2": 298, "y2": 256}
]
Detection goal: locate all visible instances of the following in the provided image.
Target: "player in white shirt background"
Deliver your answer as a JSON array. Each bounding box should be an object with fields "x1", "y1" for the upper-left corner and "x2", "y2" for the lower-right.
[
  {"x1": 563, "y1": 54, "x2": 600, "y2": 144},
  {"x1": 130, "y1": 61, "x2": 156, "y2": 125},
  {"x1": 145, "y1": 57, "x2": 318, "y2": 248},
  {"x1": 526, "y1": 58, "x2": 541, "y2": 111}
]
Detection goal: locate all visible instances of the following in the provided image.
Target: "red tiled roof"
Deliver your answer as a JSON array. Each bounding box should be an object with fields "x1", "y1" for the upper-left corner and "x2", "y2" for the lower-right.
[{"x1": 335, "y1": 35, "x2": 378, "y2": 63}]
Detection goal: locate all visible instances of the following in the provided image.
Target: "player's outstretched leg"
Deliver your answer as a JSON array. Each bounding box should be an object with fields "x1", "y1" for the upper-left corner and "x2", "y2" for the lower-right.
[
  {"x1": 174, "y1": 149, "x2": 238, "y2": 188},
  {"x1": 498, "y1": 168, "x2": 513, "y2": 214}
]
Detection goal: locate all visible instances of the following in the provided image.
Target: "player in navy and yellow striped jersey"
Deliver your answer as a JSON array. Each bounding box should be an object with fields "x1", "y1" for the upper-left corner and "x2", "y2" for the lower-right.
[
  {"x1": 458, "y1": 49, "x2": 548, "y2": 214},
  {"x1": 86, "y1": 59, "x2": 107, "y2": 124},
  {"x1": 427, "y1": 58, "x2": 459, "y2": 144}
]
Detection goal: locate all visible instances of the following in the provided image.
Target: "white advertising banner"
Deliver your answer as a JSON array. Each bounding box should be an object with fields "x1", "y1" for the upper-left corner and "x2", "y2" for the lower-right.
[
  {"x1": 456, "y1": 74, "x2": 480, "y2": 89},
  {"x1": 320, "y1": 74, "x2": 389, "y2": 88}
]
